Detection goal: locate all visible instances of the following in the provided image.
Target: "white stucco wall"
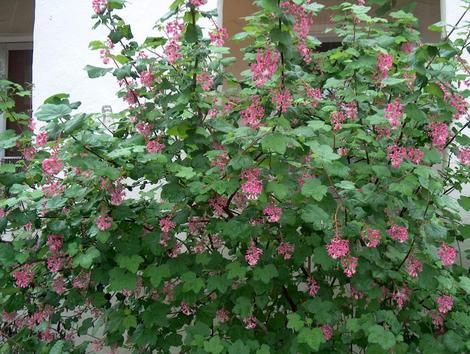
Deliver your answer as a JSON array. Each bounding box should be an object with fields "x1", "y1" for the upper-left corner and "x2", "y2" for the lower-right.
[{"x1": 32, "y1": 0, "x2": 217, "y2": 114}]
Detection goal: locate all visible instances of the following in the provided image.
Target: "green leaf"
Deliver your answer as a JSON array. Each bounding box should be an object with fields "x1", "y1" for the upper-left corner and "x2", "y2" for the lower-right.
[
  {"x1": 301, "y1": 204, "x2": 331, "y2": 230},
  {"x1": 0, "y1": 130, "x2": 19, "y2": 149},
  {"x1": 459, "y1": 276, "x2": 470, "y2": 294},
  {"x1": 184, "y1": 23, "x2": 200, "y2": 43},
  {"x1": 116, "y1": 254, "x2": 144, "y2": 273},
  {"x1": 226, "y1": 262, "x2": 247, "y2": 279},
  {"x1": 287, "y1": 313, "x2": 304, "y2": 332},
  {"x1": 108, "y1": 268, "x2": 137, "y2": 291},
  {"x1": 253, "y1": 264, "x2": 279, "y2": 284},
  {"x1": 301, "y1": 179, "x2": 328, "y2": 201},
  {"x1": 49, "y1": 340, "x2": 65, "y2": 354},
  {"x1": 35, "y1": 104, "x2": 72, "y2": 121},
  {"x1": 84, "y1": 65, "x2": 113, "y2": 78},
  {"x1": 368, "y1": 325, "x2": 396, "y2": 350},
  {"x1": 306, "y1": 141, "x2": 341, "y2": 162},
  {"x1": 74, "y1": 247, "x2": 100, "y2": 269},
  {"x1": 458, "y1": 196, "x2": 470, "y2": 211},
  {"x1": 262, "y1": 134, "x2": 288, "y2": 154},
  {"x1": 144, "y1": 264, "x2": 171, "y2": 287},
  {"x1": 298, "y1": 327, "x2": 324, "y2": 351},
  {"x1": 181, "y1": 271, "x2": 204, "y2": 293},
  {"x1": 175, "y1": 166, "x2": 196, "y2": 179},
  {"x1": 204, "y1": 336, "x2": 224, "y2": 354},
  {"x1": 260, "y1": 0, "x2": 280, "y2": 13}
]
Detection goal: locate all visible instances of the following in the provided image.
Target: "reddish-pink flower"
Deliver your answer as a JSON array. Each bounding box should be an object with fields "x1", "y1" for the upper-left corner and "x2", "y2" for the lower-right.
[
  {"x1": 363, "y1": 228, "x2": 381, "y2": 248},
  {"x1": 245, "y1": 240, "x2": 263, "y2": 266},
  {"x1": 209, "y1": 196, "x2": 228, "y2": 217},
  {"x1": 96, "y1": 215, "x2": 113, "y2": 231},
  {"x1": 209, "y1": 27, "x2": 228, "y2": 47},
  {"x1": 53, "y1": 276, "x2": 67, "y2": 295},
  {"x1": 264, "y1": 205, "x2": 282, "y2": 223},
  {"x1": 240, "y1": 96, "x2": 265, "y2": 129},
  {"x1": 147, "y1": 140, "x2": 165, "y2": 153},
  {"x1": 307, "y1": 277, "x2": 320, "y2": 297},
  {"x1": 406, "y1": 257, "x2": 423, "y2": 278},
  {"x1": 305, "y1": 85, "x2": 322, "y2": 108},
  {"x1": 384, "y1": 99, "x2": 403, "y2": 129},
  {"x1": 243, "y1": 316, "x2": 257, "y2": 329},
  {"x1": 92, "y1": 0, "x2": 107, "y2": 14},
  {"x1": 341, "y1": 256, "x2": 358, "y2": 277},
  {"x1": 321, "y1": 324, "x2": 333, "y2": 341},
  {"x1": 36, "y1": 131, "x2": 48, "y2": 147},
  {"x1": 190, "y1": 0, "x2": 207, "y2": 6},
  {"x1": 272, "y1": 89, "x2": 293, "y2": 113},
  {"x1": 331, "y1": 111, "x2": 347, "y2": 131},
  {"x1": 136, "y1": 122, "x2": 153, "y2": 137},
  {"x1": 438, "y1": 243, "x2": 457, "y2": 266},
  {"x1": 140, "y1": 70, "x2": 155, "y2": 88},
  {"x1": 458, "y1": 148, "x2": 470, "y2": 167},
  {"x1": 387, "y1": 145, "x2": 407, "y2": 168},
  {"x1": 377, "y1": 53, "x2": 393, "y2": 79},
  {"x1": 47, "y1": 234, "x2": 63, "y2": 253},
  {"x1": 387, "y1": 225, "x2": 408, "y2": 243},
  {"x1": 277, "y1": 242, "x2": 294, "y2": 260},
  {"x1": 436, "y1": 295, "x2": 453, "y2": 314},
  {"x1": 160, "y1": 218, "x2": 176, "y2": 233},
  {"x1": 47, "y1": 256, "x2": 63, "y2": 273},
  {"x1": 241, "y1": 168, "x2": 263, "y2": 200},
  {"x1": 73, "y1": 272, "x2": 91, "y2": 289},
  {"x1": 326, "y1": 236, "x2": 349, "y2": 259},
  {"x1": 42, "y1": 156, "x2": 63, "y2": 175},
  {"x1": 216, "y1": 308, "x2": 230, "y2": 323},
  {"x1": 251, "y1": 49, "x2": 279, "y2": 87},
  {"x1": 13, "y1": 264, "x2": 34, "y2": 288},
  {"x1": 392, "y1": 286, "x2": 410, "y2": 309}
]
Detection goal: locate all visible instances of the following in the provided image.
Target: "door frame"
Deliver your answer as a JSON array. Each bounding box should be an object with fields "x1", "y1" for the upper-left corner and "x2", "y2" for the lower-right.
[{"x1": 0, "y1": 41, "x2": 33, "y2": 161}]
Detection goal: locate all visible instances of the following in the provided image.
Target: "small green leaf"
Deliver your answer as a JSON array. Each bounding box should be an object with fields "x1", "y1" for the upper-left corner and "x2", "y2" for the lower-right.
[
  {"x1": 204, "y1": 336, "x2": 224, "y2": 354},
  {"x1": 253, "y1": 264, "x2": 279, "y2": 284},
  {"x1": 298, "y1": 327, "x2": 324, "y2": 351},
  {"x1": 262, "y1": 134, "x2": 288, "y2": 154},
  {"x1": 144, "y1": 264, "x2": 171, "y2": 287},
  {"x1": 368, "y1": 325, "x2": 396, "y2": 350},
  {"x1": 84, "y1": 65, "x2": 113, "y2": 78},
  {"x1": 0, "y1": 130, "x2": 19, "y2": 149},
  {"x1": 287, "y1": 313, "x2": 304, "y2": 332},
  {"x1": 108, "y1": 268, "x2": 137, "y2": 291},
  {"x1": 116, "y1": 254, "x2": 144, "y2": 273},
  {"x1": 301, "y1": 179, "x2": 328, "y2": 201},
  {"x1": 35, "y1": 104, "x2": 72, "y2": 121}
]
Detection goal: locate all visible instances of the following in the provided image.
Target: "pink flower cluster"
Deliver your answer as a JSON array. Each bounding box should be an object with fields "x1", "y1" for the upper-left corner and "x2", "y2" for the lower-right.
[
  {"x1": 164, "y1": 20, "x2": 184, "y2": 64},
  {"x1": 36, "y1": 131, "x2": 48, "y2": 147},
  {"x1": 363, "y1": 228, "x2": 381, "y2": 248},
  {"x1": 209, "y1": 195, "x2": 228, "y2": 216},
  {"x1": 209, "y1": 27, "x2": 228, "y2": 47},
  {"x1": 47, "y1": 234, "x2": 64, "y2": 253},
  {"x1": 241, "y1": 96, "x2": 265, "y2": 129},
  {"x1": 196, "y1": 72, "x2": 214, "y2": 91},
  {"x1": 387, "y1": 225, "x2": 408, "y2": 243},
  {"x1": 92, "y1": 0, "x2": 107, "y2": 14},
  {"x1": 281, "y1": 1, "x2": 315, "y2": 63},
  {"x1": 428, "y1": 122, "x2": 448, "y2": 148},
  {"x1": 438, "y1": 83, "x2": 468, "y2": 120},
  {"x1": 243, "y1": 316, "x2": 257, "y2": 329},
  {"x1": 272, "y1": 89, "x2": 293, "y2": 113},
  {"x1": 241, "y1": 168, "x2": 263, "y2": 200},
  {"x1": 387, "y1": 146, "x2": 423, "y2": 168},
  {"x1": 321, "y1": 324, "x2": 333, "y2": 341},
  {"x1": 341, "y1": 256, "x2": 358, "y2": 278},
  {"x1": 377, "y1": 53, "x2": 393, "y2": 79},
  {"x1": 305, "y1": 85, "x2": 322, "y2": 108},
  {"x1": 73, "y1": 272, "x2": 91, "y2": 289},
  {"x1": 140, "y1": 70, "x2": 155, "y2": 88},
  {"x1": 392, "y1": 286, "x2": 410, "y2": 309},
  {"x1": 406, "y1": 257, "x2": 423, "y2": 278},
  {"x1": 436, "y1": 295, "x2": 453, "y2": 314},
  {"x1": 13, "y1": 264, "x2": 34, "y2": 288},
  {"x1": 264, "y1": 204, "x2": 282, "y2": 223},
  {"x1": 326, "y1": 236, "x2": 349, "y2": 259},
  {"x1": 53, "y1": 276, "x2": 67, "y2": 295},
  {"x1": 160, "y1": 218, "x2": 176, "y2": 233},
  {"x1": 245, "y1": 240, "x2": 263, "y2": 266},
  {"x1": 42, "y1": 155, "x2": 63, "y2": 176},
  {"x1": 147, "y1": 140, "x2": 165, "y2": 153},
  {"x1": 277, "y1": 242, "x2": 294, "y2": 260},
  {"x1": 343, "y1": 102, "x2": 358, "y2": 120},
  {"x1": 458, "y1": 148, "x2": 470, "y2": 167},
  {"x1": 96, "y1": 215, "x2": 113, "y2": 231},
  {"x1": 42, "y1": 181, "x2": 64, "y2": 197},
  {"x1": 307, "y1": 277, "x2": 320, "y2": 297},
  {"x1": 331, "y1": 111, "x2": 347, "y2": 131},
  {"x1": 251, "y1": 49, "x2": 279, "y2": 87},
  {"x1": 216, "y1": 308, "x2": 230, "y2": 323},
  {"x1": 190, "y1": 0, "x2": 207, "y2": 6},
  {"x1": 438, "y1": 243, "x2": 457, "y2": 266},
  {"x1": 384, "y1": 99, "x2": 403, "y2": 129}
]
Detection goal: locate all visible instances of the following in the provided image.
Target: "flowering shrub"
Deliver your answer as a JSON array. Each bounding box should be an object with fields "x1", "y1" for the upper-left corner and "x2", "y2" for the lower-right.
[{"x1": 1, "y1": 0, "x2": 470, "y2": 353}]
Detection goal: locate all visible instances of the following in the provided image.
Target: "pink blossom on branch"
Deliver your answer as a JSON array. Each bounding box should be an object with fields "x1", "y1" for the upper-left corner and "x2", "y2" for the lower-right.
[
  {"x1": 96, "y1": 215, "x2": 113, "y2": 231},
  {"x1": 363, "y1": 228, "x2": 381, "y2": 248},
  {"x1": 240, "y1": 96, "x2": 265, "y2": 129},
  {"x1": 241, "y1": 168, "x2": 263, "y2": 200},
  {"x1": 377, "y1": 53, "x2": 393, "y2": 79},
  {"x1": 384, "y1": 99, "x2": 403, "y2": 129},
  {"x1": 458, "y1": 148, "x2": 470, "y2": 167},
  {"x1": 277, "y1": 242, "x2": 295, "y2": 260},
  {"x1": 307, "y1": 277, "x2": 320, "y2": 297},
  {"x1": 245, "y1": 240, "x2": 263, "y2": 266},
  {"x1": 264, "y1": 204, "x2": 282, "y2": 223},
  {"x1": 438, "y1": 243, "x2": 457, "y2": 266},
  {"x1": 326, "y1": 236, "x2": 349, "y2": 259},
  {"x1": 436, "y1": 295, "x2": 453, "y2": 314},
  {"x1": 13, "y1": 264, "x2": 34, "y2": 288},
  {"x1": 392, "y1": 286, "x2": 410, "y2": 309},
  {"x1": 321, "y1": 324, "x2": 333, "y2": 341},
  {"x1": 428, "y1": 122, "x2": 448, "y2": 148},
  {"x1": 209, "y1": 27, "x2": 228, "y2": 47},
  {"x1": 251, "y1": 49, "x2": 280, "y2": 87},
  {"x1": 272, "y1": 89, "x2": 293, "y2": 113},
  {"x1": 190, "y1": 0, "x2": 207, "y2": 6},
  {"x1": 387, "y1": 225, "x2": 408, "y2": 243},
  {"x1": 147, "y1": 140, "x2": 165, "y2": 154},
  {"x1": 406, "y1": 257, "x2": 423, "y2": 278},
  {"x1": 341, "y1": 256, "x2": 358, "y2": 277}
]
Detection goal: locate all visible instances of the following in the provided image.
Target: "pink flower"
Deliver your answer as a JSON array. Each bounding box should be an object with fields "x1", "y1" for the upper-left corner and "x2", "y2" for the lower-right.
[
  {"x1": 392, "y1": 287, "x2": 410, "y2": 309},
  {"x1": 147, "y1": 140, "x2": 165, "y2": 153},
  {"x1": 38, "y1": 329, "x2": 54, "y2": 343},
  {"x1": 240, "y1": 96, "x2": 265, "y2": 129},
  {"x1": 277, "y1": 242, "x2": 295, "y2": 260},
  {"x1": 331, "y1": 111, "x2": 347, "y2": 131},
  {"x1": 180, "y1": 301, "x2": 194, "y2": 316},
  {"x1": 344, "y1": 102, "x2": 358, "y2": 120},
  {"x1": 209, "y1": 27, "x2": 228, "y2": 46},
  {"x1": 23, "y1": 147, "x2": 36, "y2": 161},
  {"x1": 216, "y1": 308, "x2": 230, "y2": 323},
  {"x1": 384, "y1": 99, "x2": 403, "y2": 129},
  {"x1": 164, "y1": 20, "x2": 184, "y2": 64},
  {"x1": 47, "y1": 256, "x2": 63, "y2": 273},
  {"x1": 160, "y1": 218, "x2": 176, "y2": 233},
  {"x1": 436, "y1": 295, "x2": 453, "y2": 314},
  {"x1": 363, "y1": 228, "x2": 381, "y2": 248},
  {"x1": 438, "y1": 243, "x2": 457, "y2": 267},
  {"x1": 430, "y1": 311, "x2": 444, "y2": 328},
  {"x1": 47, "y1": 234, "x2": 63, "y2": 253},
  {"x1": 241, "y1": 168, "x2": 263, "y2": 200},
  {"x1": 243, "y1": 316, "x2": 257, "y2": 329},
  {"x1": 73, "y1": 272, "x2": 91, "y2": 289},
  {"x1": 251, "y1": 49, "x2": 279, "y2": 87},
  {"x1": 341, "y1": 256, "x2": 358, "y2": 277},
  {"x1": 305, "y1": 85, "x2": 322, "y2": 107},
  {"x1": 387, "y1": 145, "x2": 407, "y2": 168},
  {"x1": 136, "y1": 122, "x2": 153, "y2": 137},
  {"x1": 209, "y1": 196, "x2": 228, "y2": 217},
  {"x1": 42, "y1": 182, "x2": 65, "y2": 198},
  {"x1": 96, "y1": 215, "x2": 113, "y2": 231},
  {"x1": 321, "y1": 324, "x2": 333, "y2": 341},
  {"x1": 307, "y1": 277, "x2": 320, "y2": 297},
  {"x1": 245, "y1": 240, "x2": 263, "y2": 266},
  {"x1": 406, "y1": 147, "x2": 424, "y2": 165},
  {"x1": 109, "y1": 184, "x2": 125, "y2": 206},
  {"x1": 272, "y1": 89, "x2": 293, "y2": 113},
  {"x1": 401, "y1": 42, "x2": 415, "y2": 54},
  {"x1": 406, "y1": 257, "x2": 423, "y2": 278},
  {"x1": 264, "y1": 205, "x2": 282, "y2": 223},
  {"x1": 377, "y1": 53, "x2": 393, "y2": 79},
  {"x1": 458, "y1": 148, "x2": 470, "y2": 167},
  {"x1": 42, "y1": 156, "x2": 63, "y2": 175},
  {"x1": 140, "y1": 70, "x2": 155, "y2": 88},
  {"x1": 36, "y1": 132, "x2": 48, "y2": 147},
  {"x1": 387, "y1": 225, "x2": 408, "y2": 243},
  {"x1": 12, "y1": 264, "x2": 34, "y2": 288},
  {"x1": 326, "y1": 236, "x2": 349, "y2": 259},
  {"x1": 337, "y1": 147, "x2": 349, "y2": 156},
  {"x1": 92, "y1": 0, "x2": 107, "y2": 14},
  {"x1": 196, "y1": 72, "x2": 214, "y2": 91},
  {"x1": 190, "y1": 0, "x2": 207, "y2": 6},
  {"x1": 53, "y1": 276, "x2": 67, "y2": 295}
]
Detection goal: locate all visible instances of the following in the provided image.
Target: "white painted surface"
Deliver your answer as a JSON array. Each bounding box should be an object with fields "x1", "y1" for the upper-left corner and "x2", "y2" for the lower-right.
[{"x1": 32, "y1": 0, "x2": 218, "y2": 114}]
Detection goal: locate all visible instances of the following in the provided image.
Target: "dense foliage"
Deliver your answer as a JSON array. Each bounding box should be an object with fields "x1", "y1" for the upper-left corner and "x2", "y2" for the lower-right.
[{"x1": 1, "y1": 0, "x2": 470, "y2": 352}]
